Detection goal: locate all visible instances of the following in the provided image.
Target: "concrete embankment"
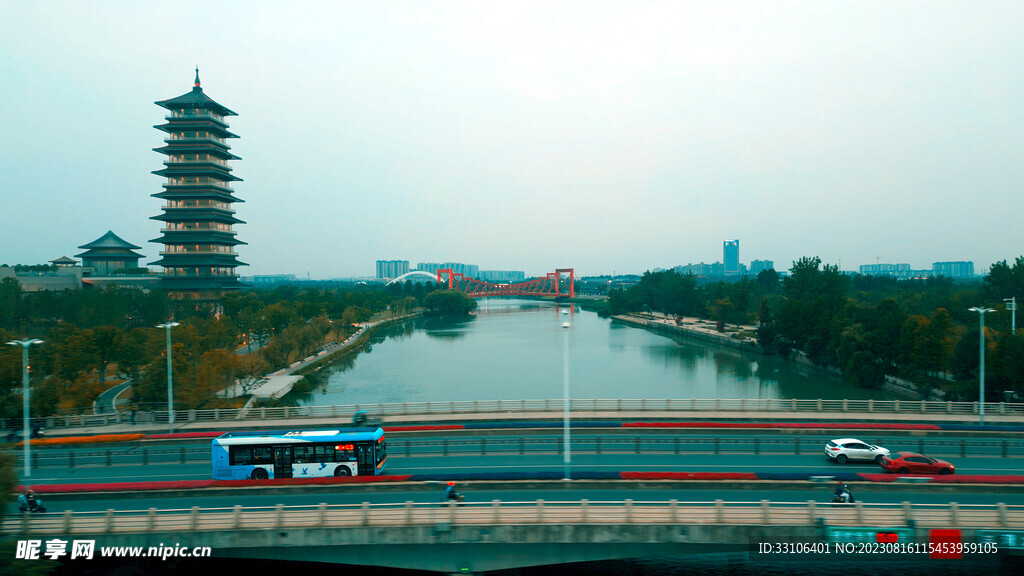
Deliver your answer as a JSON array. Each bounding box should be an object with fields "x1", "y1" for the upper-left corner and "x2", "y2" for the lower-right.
[{"x1": 611, "y1": 314, "x2": 761, "y2": 353}]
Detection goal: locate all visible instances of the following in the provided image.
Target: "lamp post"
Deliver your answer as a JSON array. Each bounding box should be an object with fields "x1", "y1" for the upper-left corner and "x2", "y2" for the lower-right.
[
  {"x1": 968, "y1": 308, "x2": 994, "y2": 425},
  {"x1": 157, "y1": 322, "x2": 180, "y2": 434},
  {"x1": 1005, "y1": 297, "x2": 1017, "y2": 335},
  {"x1": 7, "y1": 338, "x2": 43, "y2": 479},
  {"x1": 561, "y1": 312, "x2": 571, "y2": 480}
]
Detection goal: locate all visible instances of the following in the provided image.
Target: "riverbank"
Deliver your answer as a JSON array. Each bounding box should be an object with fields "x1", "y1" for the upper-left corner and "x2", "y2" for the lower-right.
[
  {"x1": 219, "y1": 312, "x2": 423, "y2": 403},
  {"x1": 296, "y1": 312, "x2": 422, "y2": 377},
  {"x1": 611, "y1": 313, "x2": 761, "y2": 353}
]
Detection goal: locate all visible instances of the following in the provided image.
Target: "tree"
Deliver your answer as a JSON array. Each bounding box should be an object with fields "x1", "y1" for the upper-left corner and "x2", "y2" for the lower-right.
[
  {"x1": 756, "y1": 268, "x2": 780, "y2": 295},
  {"x1": 423, "y1": 290, "x2": 477, "y2": 316},
  {"x1": 983, "y1": 256, "x2": 1024, "y2": 302},
  {"x1": 186, "y1": 349, "x2": 240, "y2": 408},
  {"x1": 837, "y1": 324, "x2": 884, "y2": 388},
  {"x1": 93, "y1": 325, "x2": 120, "y2": 383},
  {"x1": 0, "y1": 277, "x2": 22, "y2": 328},
  {"x1": 951, "y1": 328, "x2": 985, "y2": 388},
  {"x1": 775, "y1": 257, "x2": 848, "y2": 363},
  {"x1": 756, "y1": 298, "x2": 778, "y2": 353},
  {"x1": 993, "y1": 333, "x2": 1024, "y2": 399}
]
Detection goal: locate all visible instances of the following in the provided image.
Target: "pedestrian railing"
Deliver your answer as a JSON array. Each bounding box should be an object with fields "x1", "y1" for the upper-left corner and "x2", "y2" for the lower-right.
[
  {"x1": 4, "y1": 398, "x2": 1023, "y2": 432},
  {"x1": 4, "y1": 500, "x2": 1022, "y2": 535}
]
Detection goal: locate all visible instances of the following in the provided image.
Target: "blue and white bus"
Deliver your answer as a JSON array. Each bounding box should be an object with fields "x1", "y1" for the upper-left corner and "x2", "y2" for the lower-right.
[{"x1": 211, "y1": 428, "x2": 387, "y2": 480}]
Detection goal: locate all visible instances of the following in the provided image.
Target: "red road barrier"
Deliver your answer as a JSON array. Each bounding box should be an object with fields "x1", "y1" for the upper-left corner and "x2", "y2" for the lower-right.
[
  {"x1": 926, "y1": 474, "x2": 1024, "y2": 484},
  {"x1": 858, "y1": 473, "x2": 1024, "y2": 484},
  {"x1": 621, "y1": 472, "x2": 758, "y2": 481},
  {"x1": 18, "y1": 475, "x2": 416, "y2": 494},
  {"x1": 145, "y1": 432, "x2": 225, "y2": 440},
  {"x1": 384, "y1": 425, "x2": 465, "y2": 432},
  {"x1": 623, "y1": 422, "x2": 941, "y2": 430},
  {"x1": 13, "y1": 434, "x2": 148, "y2": 447},
  {"x1": 17, "y1": 480, "x2": 216, "y2": 493}
]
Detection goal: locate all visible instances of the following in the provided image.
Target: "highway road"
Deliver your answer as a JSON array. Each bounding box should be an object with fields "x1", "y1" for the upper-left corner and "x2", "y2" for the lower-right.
[
  {"x1": 15, "y1": 452, "x2": 1024, "y2": 486},
  {"x1": 12, "y1": 430, "x2": 1024, "y2": 485}
]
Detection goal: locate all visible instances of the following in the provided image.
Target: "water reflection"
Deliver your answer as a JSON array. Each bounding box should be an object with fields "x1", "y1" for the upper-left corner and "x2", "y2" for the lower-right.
[
  {"x1": 419, "y1": 316, "x2": 473, "y2": 341},
  {"x1": 292, "y1": 299, "x2": 895, "y2": 406}
]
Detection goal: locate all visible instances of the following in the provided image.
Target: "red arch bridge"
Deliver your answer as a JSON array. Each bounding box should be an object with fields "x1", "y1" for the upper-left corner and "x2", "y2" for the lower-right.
[{"x1": 436, "y1": 268, "x2": 575, "y2": 298}]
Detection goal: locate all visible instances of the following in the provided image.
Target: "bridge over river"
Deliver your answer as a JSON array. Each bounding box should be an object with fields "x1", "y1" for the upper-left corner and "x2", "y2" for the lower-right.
[{"x1": 6, "y1": 500, "x2": 1022, "y2": 573}]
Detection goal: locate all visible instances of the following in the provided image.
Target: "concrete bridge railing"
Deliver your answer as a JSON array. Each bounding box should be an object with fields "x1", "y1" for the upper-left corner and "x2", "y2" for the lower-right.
[
  {"x1": 6, "y1": 397, "x2": 1024, "y2": 432},
  {"x1": 5, "y1": 500, "x2": 1023, "y2": 536}
]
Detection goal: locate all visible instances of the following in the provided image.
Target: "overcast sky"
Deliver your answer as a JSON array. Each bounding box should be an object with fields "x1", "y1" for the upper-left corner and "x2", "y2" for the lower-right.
[{"x1": 2, "y1": 2, "x2": 1021, "y2": 279}]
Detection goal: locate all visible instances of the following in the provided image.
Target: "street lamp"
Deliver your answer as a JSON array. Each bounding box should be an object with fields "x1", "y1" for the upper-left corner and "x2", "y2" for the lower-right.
[
  {"x1": 561, "y1": 312, "x2": 571, "y2": 480},
  {"x1": 1005, "y1": 297, "x2": 1017, "y2": 335},
  {"x1": 157, "y1": 322, "x2": 180, "y2": 433},
  {"x1": 7, "y1": 338, "x2": 43, "y2": 479},
  {"x1": 968, "y1": 308, "x2": 994, "y2": 424}
]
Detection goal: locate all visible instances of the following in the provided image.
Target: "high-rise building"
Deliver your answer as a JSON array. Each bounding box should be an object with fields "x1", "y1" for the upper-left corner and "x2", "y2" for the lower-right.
[
  {"x1": 417, "y1": 262, "x2": 479, "y2": 277},
  {"x1": 376, "y1": 260, "x2": 410, "y2": 279},
  {"x1": 859, "y1": 263, "x2": 912, "y2": 276},
  {"x1": 723, "y1": 240, "x2": 740, "y2": 275},
  {"x1": 933, "y1": 261, "x2": 974, "y2": 279},
  {"x1": 749, "y1": 260, "x2": 774, "y2": 275},
  {"x1": 150, "y1": 69, "x2": 246, "y2": 304},
  {"x1": 477, "y1": 270, "x2": 526, "y2": 283}
]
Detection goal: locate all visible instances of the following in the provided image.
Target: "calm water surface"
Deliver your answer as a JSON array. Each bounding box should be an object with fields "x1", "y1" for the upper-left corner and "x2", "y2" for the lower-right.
[{"x1": 298, "y1": 299, "x2": 895, "y2": 406}]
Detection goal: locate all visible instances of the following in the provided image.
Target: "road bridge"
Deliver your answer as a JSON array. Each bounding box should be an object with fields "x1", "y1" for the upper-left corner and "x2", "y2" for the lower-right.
[
  {"x1": 6, "y1": 397, "x2": 1024, "y2": 436},
  {"x1": 5, "y1": 500, "x2": 1021, "y2": 573},
  {"x1": 436, "y1": 268, "x2": 575, "y2": 298}
]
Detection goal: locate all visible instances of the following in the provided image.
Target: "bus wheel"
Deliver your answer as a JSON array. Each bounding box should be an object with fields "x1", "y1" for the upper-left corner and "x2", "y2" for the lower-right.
[
  {"x1": 251, "y1": 468, "x2": 268, "y2": 480},
  {"x1": 334, "y1": 466, "x2": 351, "y2": 477}
]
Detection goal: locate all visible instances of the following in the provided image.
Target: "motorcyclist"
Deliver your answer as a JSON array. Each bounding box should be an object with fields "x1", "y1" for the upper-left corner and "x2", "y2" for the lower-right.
[
  {"x1": 833, "y1": 482, "x2": 853, "y2": 503},
  {"x1": 18, "y1": 489, "x2": 41, "y2": 512},
  {"x1": 444, "y1": 481, "x2": 461, "y2": 502}
]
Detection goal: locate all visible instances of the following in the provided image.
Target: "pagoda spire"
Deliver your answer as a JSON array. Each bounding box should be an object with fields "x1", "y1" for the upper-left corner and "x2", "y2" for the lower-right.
[{"x1": 194, "y1": 67, "x2": 201, "y2": 88}]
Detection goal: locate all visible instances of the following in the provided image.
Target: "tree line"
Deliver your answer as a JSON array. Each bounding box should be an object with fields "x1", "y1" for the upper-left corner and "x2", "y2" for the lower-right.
[
  {"x1": 607, "y1": 256, "x2": 1024, "y2": 401},
  {"x1": 0, "y1": 278, "x2": 452, "y2": 418}
]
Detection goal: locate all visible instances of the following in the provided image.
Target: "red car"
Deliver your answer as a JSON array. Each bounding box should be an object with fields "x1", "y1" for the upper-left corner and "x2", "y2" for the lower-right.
[{"x1": 880, "y1": 452, "x2": 955, "y2": 475}]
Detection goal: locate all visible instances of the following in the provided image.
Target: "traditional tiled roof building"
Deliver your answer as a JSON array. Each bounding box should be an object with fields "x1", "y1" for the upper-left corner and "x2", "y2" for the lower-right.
[
  {"x1": 151, "y1": 69, "x2": 246, "y2": 304},
  {"x1": 49, "y1": 256, "x2": 79, "y2": 268},
  {"x1": 76, "y1": 231, "x2": 144, "y2": 275}
]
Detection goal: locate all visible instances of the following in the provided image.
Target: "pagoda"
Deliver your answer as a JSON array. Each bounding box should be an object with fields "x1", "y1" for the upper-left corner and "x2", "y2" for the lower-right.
[{"x1": 150, "y1": 69, "x2": 246, "y2": 303}]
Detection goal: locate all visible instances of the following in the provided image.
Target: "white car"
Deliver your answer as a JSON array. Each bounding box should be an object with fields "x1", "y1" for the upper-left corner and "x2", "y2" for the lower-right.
[{"x1": 825, "y1": 438, "x2": 890, "y2": 464}]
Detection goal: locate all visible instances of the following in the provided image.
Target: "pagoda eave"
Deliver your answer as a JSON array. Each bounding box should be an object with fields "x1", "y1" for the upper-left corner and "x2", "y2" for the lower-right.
[
  {"x1": 151, "y1": 168, "x2": 240, "y2": 181},
  {"x1": 150, "y1": 212, "x2": 245, "y2": 225},
  {"x1": 153, "y1": 124, "x2": 239, "y2": 139},
  {"x1": 152, "y1": 146, "x2": 241, "y2": 160},
  {"x1": 151, "y1": 190, "x2": 244, "y2": 203},
  {"x1": 150, "y1": 232, "x2": 248, "y2": 246},
  {"x1": 150, "y1": 256, "x2": 248, "y2": 267}
]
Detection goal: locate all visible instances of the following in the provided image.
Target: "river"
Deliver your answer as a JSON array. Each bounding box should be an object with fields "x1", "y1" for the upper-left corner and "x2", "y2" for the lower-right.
[{"x1": 296, "y1": 299, "x2": 895, "y2": 406}]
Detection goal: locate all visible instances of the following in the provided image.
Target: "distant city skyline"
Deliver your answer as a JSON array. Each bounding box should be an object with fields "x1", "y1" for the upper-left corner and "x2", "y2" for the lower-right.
[{"x1": 2, "y1": 3, "x2": 1022, "y2": 279}]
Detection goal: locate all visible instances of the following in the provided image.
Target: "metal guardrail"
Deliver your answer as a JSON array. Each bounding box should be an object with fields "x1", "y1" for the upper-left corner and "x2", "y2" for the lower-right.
[
  {"x1": 17, "y1": 435, "x2": 1024, "y2": 469},
  {"x1": 4, "y1": 398, "x2": 1024, "y2": 431},
  {"x1": 4, "y1": 500, "x2": 1022, "y2": 535}
]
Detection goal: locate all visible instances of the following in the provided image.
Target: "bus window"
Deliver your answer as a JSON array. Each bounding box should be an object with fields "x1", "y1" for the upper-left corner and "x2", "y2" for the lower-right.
[
  {"x1": 253, "y1": 446, "x2": 273, "y2": 465},
  {"x1": 230, "y1": 446, "x2": 252, "y2": 465},
  {"x1": 293, "y1": 445, "x2": 314, "y2": 464}
]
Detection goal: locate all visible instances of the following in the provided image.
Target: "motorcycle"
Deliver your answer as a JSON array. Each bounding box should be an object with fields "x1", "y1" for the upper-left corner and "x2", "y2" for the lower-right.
[
  {"x1": 18, "y1": 496, "x2": 46, "y2": 514},
  {"x1": 830, "y1": 489, "x2": 855, "y2": 507}
]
